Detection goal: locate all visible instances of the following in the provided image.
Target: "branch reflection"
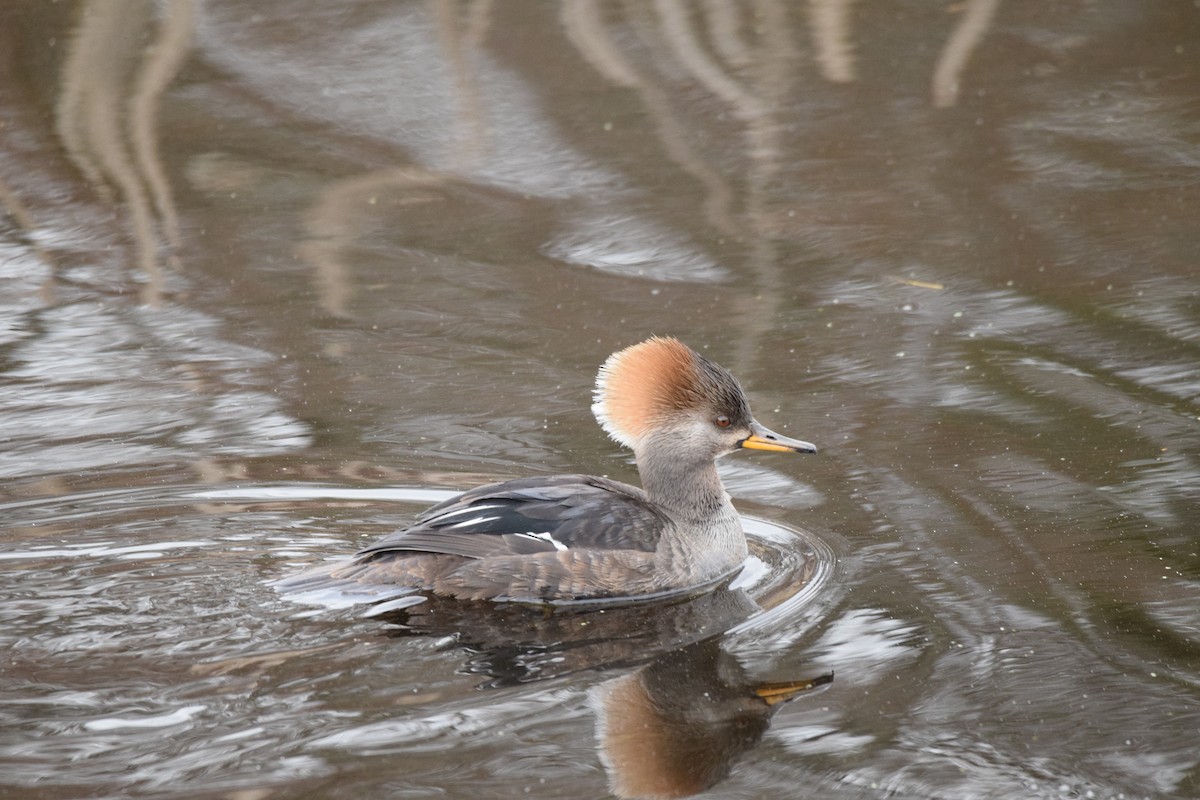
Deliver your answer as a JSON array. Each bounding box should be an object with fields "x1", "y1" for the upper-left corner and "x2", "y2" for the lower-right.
[{"x1": 56, "y1": 0, "x2": 194, "y2": 305}]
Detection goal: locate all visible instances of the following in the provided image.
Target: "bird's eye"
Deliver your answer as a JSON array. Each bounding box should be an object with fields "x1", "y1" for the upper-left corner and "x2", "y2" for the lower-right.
[{"x1": 714, "y1": 414, "x2": 731, "y2": 428}]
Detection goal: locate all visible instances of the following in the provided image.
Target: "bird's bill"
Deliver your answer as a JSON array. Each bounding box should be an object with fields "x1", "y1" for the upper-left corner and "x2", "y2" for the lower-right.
[{"x1": 741, "y1": 421, "x2": 817, "y2": 453}]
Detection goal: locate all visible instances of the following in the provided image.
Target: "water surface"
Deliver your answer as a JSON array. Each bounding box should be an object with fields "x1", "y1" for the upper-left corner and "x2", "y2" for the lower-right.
[{"x1": 1, "y1": 2, "x2": 1198, "y2": 798}]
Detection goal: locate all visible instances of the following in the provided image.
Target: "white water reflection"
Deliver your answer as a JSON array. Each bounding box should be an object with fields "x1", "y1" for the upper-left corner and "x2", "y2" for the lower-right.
[
  {"x1": 83, "y1": 704, "x2": 207, "y2": 732},
  {"x1": 0, "y1": 300, "x2": 311, "y2": 479},
  {"x1": 544, "y1": 212, "x2": 730, "y2": 282}
]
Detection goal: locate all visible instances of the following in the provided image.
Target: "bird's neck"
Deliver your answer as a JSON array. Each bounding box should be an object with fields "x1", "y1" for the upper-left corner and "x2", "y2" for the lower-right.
[
  {"x1": 635, "y1": 447, "x2": 732, "y2": 522},
  {"x1": 636, "y1": 442, "x2": 747, "y2": 585}
]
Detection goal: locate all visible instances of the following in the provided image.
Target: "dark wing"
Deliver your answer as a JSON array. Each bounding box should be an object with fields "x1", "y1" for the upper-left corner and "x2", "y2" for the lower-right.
[{"x1": 355, "y1": 474, "x2": 668, "y2": 560}]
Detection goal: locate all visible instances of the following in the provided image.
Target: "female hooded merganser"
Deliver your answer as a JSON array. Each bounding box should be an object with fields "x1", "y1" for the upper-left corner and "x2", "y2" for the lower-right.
[{"x1": 276, "y1": 337, "x2": 816, "y2": 604}]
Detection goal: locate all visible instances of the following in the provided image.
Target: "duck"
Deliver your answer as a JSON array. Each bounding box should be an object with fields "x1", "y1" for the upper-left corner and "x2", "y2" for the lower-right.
[{"x1": 274, "y1": 336, "x2": 816, "y2": 605}]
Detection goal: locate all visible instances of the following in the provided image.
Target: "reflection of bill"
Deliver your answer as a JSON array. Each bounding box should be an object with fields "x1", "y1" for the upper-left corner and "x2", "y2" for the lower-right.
[{"x1": 592, "y1": 637, "x2": 832, "y2": 800}]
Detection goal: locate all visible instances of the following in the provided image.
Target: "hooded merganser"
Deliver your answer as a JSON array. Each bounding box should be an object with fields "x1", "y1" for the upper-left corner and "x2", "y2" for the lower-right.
[{"x1": 276, "y1": 336, "x2": 816, "y2": 604}]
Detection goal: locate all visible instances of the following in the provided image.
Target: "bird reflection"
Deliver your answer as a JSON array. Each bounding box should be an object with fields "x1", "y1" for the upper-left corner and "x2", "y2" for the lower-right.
[
  {"x1": 374, "y1": 586, "x2": 832, "y2": 799},
  {"x1": 376, "y1": 584, "x2": 759, "y2": 685},
  {"x1": 593, "y1": 637, "x2": 832, "y2": 800}
]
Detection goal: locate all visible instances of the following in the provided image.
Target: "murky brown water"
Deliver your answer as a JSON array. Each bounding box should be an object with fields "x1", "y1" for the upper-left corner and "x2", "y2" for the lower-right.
[{"x1": 2, "y1": 2, "x2": 1198, "y2": 798}]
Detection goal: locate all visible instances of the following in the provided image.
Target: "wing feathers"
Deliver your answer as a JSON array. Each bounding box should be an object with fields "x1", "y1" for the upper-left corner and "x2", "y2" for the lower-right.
[{"x1": 355, "y1": 474, "x2": 666, "y2": 561}]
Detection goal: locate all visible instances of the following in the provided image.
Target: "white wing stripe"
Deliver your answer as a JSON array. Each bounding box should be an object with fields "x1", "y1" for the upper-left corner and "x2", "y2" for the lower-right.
[
  {"x1": 515, "y1": 532, "x2": 569, "y2": 552},
  {"x1": 445, "y1": 515, "x2": 500, "y2": 529},
  {"x1": 432, "y1": 504, "x2": 505, "y2": 523}
]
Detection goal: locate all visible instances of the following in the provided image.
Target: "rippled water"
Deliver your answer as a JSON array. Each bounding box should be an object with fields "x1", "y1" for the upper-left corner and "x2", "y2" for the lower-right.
[
  {"x1": 2, "y1": 479, "x2": 834, "y2": 797},
  {"x1": 2, "y1": 2, "x2": 1199, "y2": 798}
]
